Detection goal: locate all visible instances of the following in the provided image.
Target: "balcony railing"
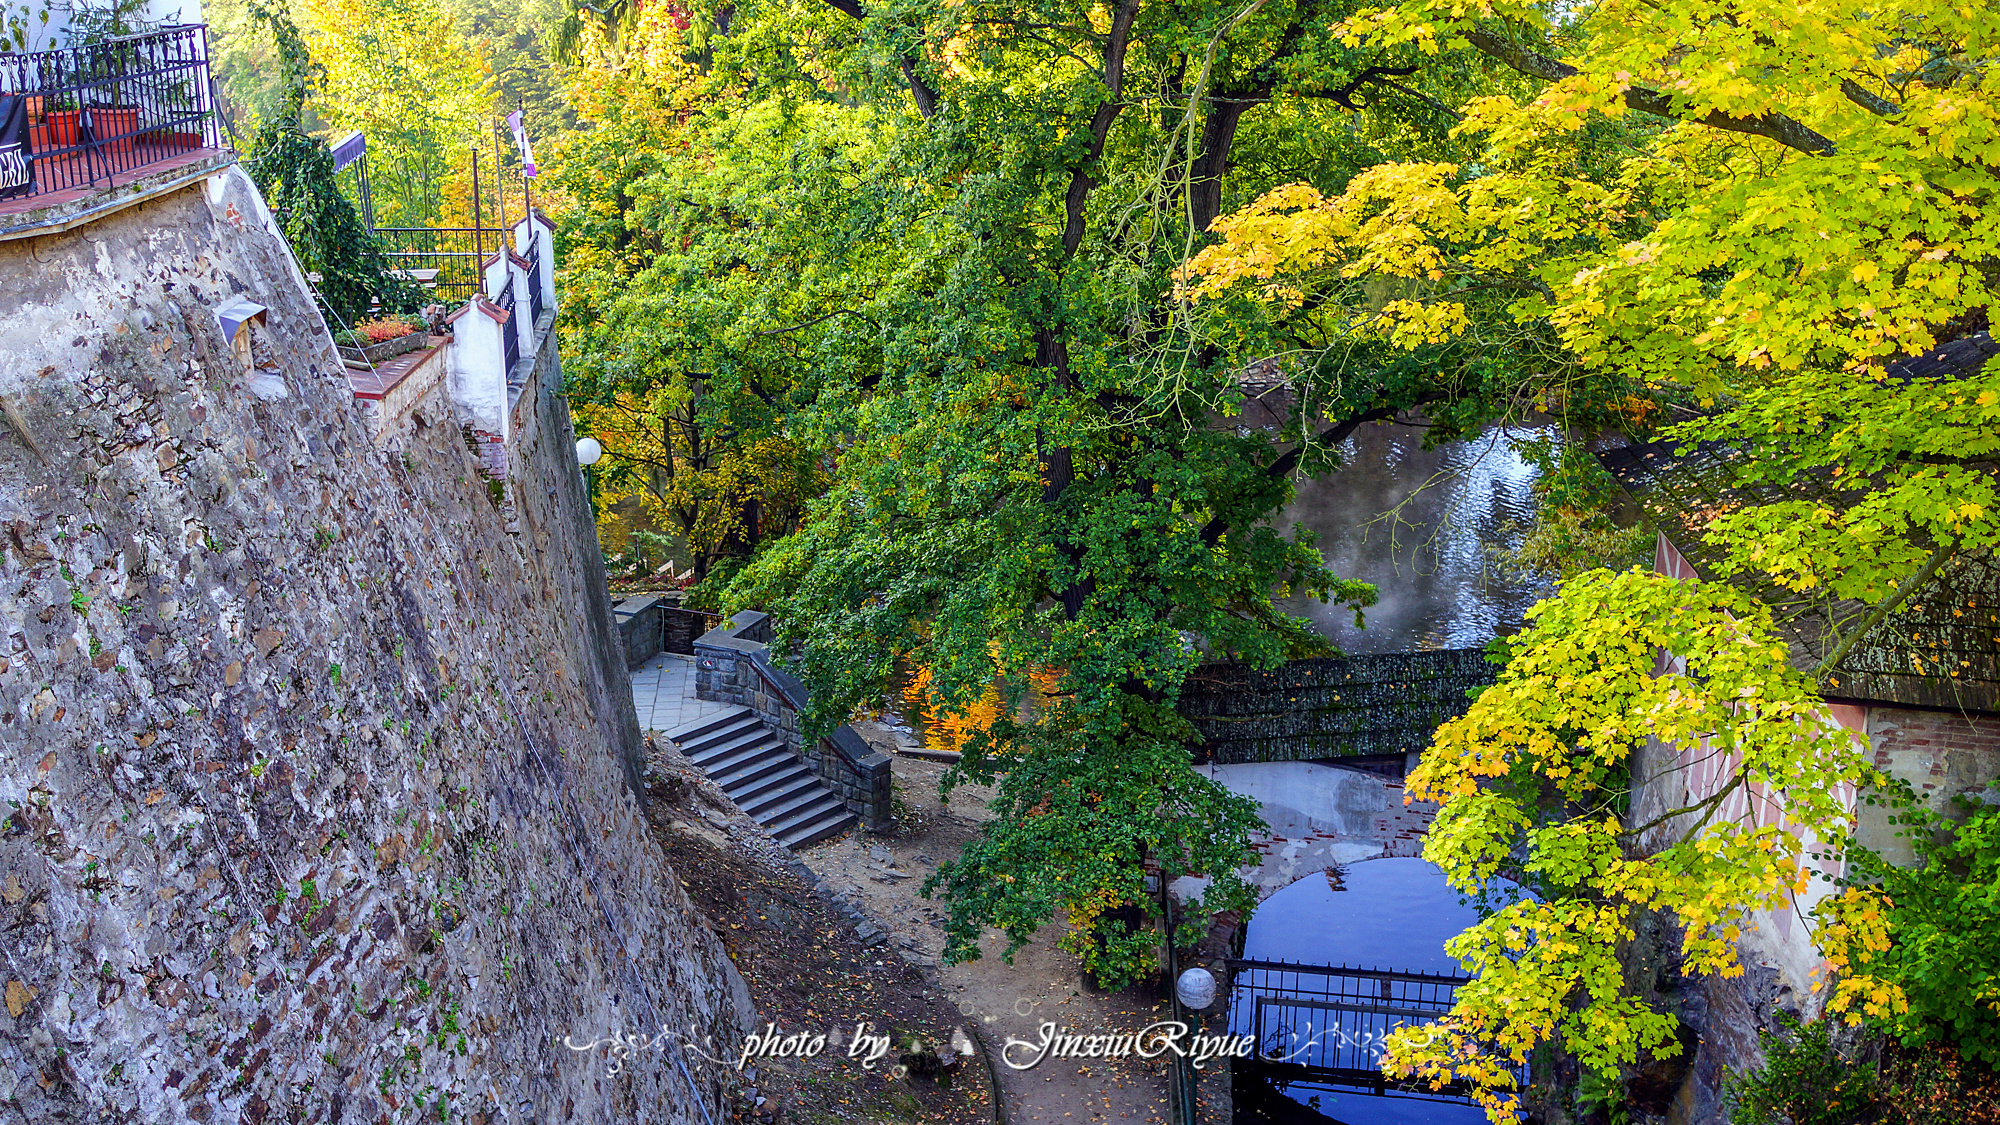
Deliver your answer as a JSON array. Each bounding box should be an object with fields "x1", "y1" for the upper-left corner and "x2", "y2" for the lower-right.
[
  {"x1": 526, "y1": 238, "x2": 546, "y2": 322},
  {"x1": 496, "y1": 272, "x2": 521, "y2": 375},
  {"x1": 0, "y1": 25, "x2": 227, "y2": 212},
  {"x1": 373, "y1": 226, "x2": 489, "y2": 305}
]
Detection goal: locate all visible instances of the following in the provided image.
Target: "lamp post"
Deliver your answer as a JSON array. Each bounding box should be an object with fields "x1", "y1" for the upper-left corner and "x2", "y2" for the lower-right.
[{"x1": 1175, "y1": 967, "x2": 1216, "y2": 1014}]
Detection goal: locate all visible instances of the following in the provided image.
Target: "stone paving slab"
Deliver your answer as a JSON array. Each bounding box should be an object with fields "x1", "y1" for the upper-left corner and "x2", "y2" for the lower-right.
[{"x1": 631, "y1": 651, "x2": 738, "y2": 736}]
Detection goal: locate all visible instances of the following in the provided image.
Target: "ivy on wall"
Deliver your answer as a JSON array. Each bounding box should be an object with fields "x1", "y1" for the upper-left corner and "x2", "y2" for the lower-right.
[{"x1": 241, "y1": 0, "x2": 421, "y2": 327}]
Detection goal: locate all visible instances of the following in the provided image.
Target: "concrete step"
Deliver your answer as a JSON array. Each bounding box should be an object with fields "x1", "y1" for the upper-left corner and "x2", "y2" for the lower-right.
[
  {"x1": 726, "y1": 760, "x2": 816, "y2": 810},
  {"x1": 673, "y1": 707, "x2": 856, "y2": 852},
  {"x1": 664, "y1": 706, "x2": 755, "y2": 747},
  {"x1": 692, "y1": 732, "x2": 787, "y2": 776},
  {"x1": 679, "y1": 719, "x2": 768, "y2": 760},
  {"x1": 740, "y1": 773, "x2": 831, "y2": 821},
  {"x1": 774, "y1": 802, "x2": 857, "y2": 850},
  {"x1": 711, "y1": 745, "x2": 803, "y2": 798}
]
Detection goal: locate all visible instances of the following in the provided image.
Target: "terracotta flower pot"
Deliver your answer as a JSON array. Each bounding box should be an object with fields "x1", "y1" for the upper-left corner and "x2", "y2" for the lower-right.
[
  {"x1": 46, "y1": 109, "x2": 80, "y2": 150},
  {"x1": 91, "y1": 106, "x2": 141, "y2": 158}
]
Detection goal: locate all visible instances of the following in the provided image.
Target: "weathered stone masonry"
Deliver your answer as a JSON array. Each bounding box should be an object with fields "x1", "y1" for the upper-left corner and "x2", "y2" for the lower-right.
[
  {"x1": 0, "y1": 168, "x2": 752, "y2": 1124},
  {"x1": 693, "y1": 613, "x2": 892, "y2": 830}
]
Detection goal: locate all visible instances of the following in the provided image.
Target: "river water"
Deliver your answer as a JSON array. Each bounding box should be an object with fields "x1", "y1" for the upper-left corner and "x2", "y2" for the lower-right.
[{"x1": 1274, "y1": 423, "x2": 1548, "y2": 652}]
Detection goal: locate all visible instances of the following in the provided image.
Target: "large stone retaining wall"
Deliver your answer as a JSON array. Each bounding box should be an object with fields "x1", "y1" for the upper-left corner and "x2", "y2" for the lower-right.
[
  {"x1": 0, "y1": 167, "x2": 751, "y2": 1124},
  {"x1": 693, "y1": 614, "x2": 891, "y2": 829}
]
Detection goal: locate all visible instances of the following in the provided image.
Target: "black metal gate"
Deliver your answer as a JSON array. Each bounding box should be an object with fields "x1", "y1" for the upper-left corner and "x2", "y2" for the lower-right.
[{"x1": 1226, "y1": 958, "x2": 1505, "y2": 1104}]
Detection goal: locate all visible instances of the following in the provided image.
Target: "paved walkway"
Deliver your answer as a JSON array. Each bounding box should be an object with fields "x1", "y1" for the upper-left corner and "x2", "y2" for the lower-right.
[{"x1": 631, "y1": 652, "x2": 738, "y2": 735}]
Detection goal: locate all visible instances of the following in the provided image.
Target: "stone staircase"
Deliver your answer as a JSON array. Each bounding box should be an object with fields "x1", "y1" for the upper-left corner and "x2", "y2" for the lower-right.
[{"x1": 666, "y1": 706, "x2": 857, "y2": 849}]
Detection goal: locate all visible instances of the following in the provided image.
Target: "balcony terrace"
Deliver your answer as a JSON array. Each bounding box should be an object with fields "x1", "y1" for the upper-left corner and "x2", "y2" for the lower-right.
[{"x1": 0, "y1": 24, "x2": 233, "y2": 240}]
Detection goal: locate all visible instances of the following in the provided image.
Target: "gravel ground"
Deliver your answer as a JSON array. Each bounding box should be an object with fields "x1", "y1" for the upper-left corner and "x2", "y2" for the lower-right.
[{"x1": 794, "y1": 720, "x2": 1225, "y2": 1125}]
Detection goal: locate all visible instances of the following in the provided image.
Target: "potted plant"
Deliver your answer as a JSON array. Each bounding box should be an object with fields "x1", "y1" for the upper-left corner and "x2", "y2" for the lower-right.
[
  {"x1": 41, "y1": 92, "x2": 77, "y2": 149},
  {"x1": 61, "y1": 0, "x2": 152, "y2": 157},
  {"x1": 334, "y1": 317, "x2": 428, "y2": 365}
]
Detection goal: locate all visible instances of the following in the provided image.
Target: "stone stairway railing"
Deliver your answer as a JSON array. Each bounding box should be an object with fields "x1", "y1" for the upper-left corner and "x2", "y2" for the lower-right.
[{"x1": 694, "y1": 611, "x2": 892, "y2": 830}]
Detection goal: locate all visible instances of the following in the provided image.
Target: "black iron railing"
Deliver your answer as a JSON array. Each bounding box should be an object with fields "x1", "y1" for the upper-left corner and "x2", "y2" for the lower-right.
[
  {"x1": 526, "y1": 238, "x2": 546, "y2": 321},
  {"x1": 0, "y1": 25, "x2": 225, "y2": 205},
  {"x1": 496, "y1": 273, "x2": 521, "y2": 374},
  {"x1": 373, "y1": 226, "x2": 487, "y2": 304},
  {"x1": 1226, "y1": 958, "x2": 1515, "y2": 1102}
]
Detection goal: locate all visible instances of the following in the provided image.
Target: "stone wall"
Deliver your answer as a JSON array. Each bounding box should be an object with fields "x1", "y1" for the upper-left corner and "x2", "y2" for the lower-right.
[
  {"x1": 0, "y1": 167, "x2": 751, "y2": 1124},
  {"x1": 613, "y1": 596, "x2": 665, "y2": 672},
  {"x1": 613, "y1": 596, "x2": 713, "y2": 668},
  {"x1": 693, "y1": 615, "x2": 891, "y2": 829},
  {"x1": 1623, "y1": 699, "x2": 2000, "y2": 1123}
]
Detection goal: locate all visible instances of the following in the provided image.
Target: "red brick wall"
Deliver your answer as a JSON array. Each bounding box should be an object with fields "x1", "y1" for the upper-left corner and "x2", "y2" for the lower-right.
[{"x1": 1865, "y1": 706, "x2": 2000, "y2": 806}]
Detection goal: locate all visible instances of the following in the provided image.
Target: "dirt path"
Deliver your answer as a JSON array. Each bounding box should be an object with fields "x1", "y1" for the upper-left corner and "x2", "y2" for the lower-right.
[
  {"x1": 643, "y1": 742, "x2": 998, "y2": 1125},
  {"x1": 795, "y1": 722, "x2": 1183, "y2": 1125}
]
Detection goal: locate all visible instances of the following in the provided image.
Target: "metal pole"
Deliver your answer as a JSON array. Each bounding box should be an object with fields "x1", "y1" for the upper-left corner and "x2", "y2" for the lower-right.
[
  {"x1": 493, "y1": 121, "x2": 505, "y2": 231},
  {"x1": 470, "y1": 145, "x2": 482, "y2": 277}
]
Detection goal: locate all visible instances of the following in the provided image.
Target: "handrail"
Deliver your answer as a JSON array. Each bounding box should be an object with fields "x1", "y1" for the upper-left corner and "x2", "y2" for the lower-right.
[
  {"x1": 0, "y1": 25, "x2": 229, "y2": 207},
  {"x1": 1227, "y1": 958, "x2": 1473, "y2": 985}
]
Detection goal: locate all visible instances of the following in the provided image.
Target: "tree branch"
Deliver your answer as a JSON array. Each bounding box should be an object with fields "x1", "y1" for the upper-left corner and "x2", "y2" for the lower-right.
[
  {"x1": 754, "y1": 308, "x2": 879, "y2": 336},
  {"x1": 1462, "y1": 29, "x2": 1838, "y2": 157},
  {"x1": 1059, "y1": 0, "x2": 1139, "y2": 257},
  {"x1": 819, "y1": 0, "x2": 938, "y2": 118},
  {"x1": 1813, "y1": 539, "x2": 1956, "y2": 678},
  {"x1": 1197, "y1": 402, "x2": 1408, "y2": 546}
]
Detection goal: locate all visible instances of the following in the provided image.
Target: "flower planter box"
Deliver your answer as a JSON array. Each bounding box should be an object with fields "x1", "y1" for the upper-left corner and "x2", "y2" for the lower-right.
[
  {"x1": 337, "y1": 331, "x2": 427, "y2": 365},
  {"x1": 141, "y1": 129, "x2": 206, "y2": 149}
]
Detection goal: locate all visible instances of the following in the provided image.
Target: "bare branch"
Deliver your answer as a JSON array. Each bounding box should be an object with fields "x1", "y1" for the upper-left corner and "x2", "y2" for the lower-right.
[{"x1": 1813, "y1": 539, "x2": 1956, "y2": 678}]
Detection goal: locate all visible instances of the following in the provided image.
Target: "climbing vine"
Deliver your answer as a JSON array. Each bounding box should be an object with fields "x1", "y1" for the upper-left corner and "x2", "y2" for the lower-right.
[{"x1": 241, "y1": 0, "x2": 421, "y2": 328}]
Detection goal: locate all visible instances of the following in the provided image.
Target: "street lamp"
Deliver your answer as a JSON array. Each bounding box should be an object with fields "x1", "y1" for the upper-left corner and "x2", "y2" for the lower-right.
[
  {"x1": 576, "y1": 437, "x2": 603, "y2": 466},
  {"x1": 1175, "y1": 968, "x2": 1217, "y2": 1012}
]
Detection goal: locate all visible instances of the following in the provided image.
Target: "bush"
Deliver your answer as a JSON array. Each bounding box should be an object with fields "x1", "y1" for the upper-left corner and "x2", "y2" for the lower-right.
[
  {"x1": 1819, "y1": 782, "x2": 2000, "y2": 1066},
  {"x1": 1727, "y1": 1016, "x2": 1881, "y2": 1125},
  {"x1": 1882, "y1": 1041, "x2": 2000, "y2": 1125}
]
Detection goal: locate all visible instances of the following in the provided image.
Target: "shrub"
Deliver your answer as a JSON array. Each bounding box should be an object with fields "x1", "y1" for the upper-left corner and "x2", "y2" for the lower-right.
[
  {"x1": 1727, "y1": 1016, "x2": 1881, "y2": 1125},
  {"x1": 1817, "y1": 782, "x2": 2000, "y2": 1066}
]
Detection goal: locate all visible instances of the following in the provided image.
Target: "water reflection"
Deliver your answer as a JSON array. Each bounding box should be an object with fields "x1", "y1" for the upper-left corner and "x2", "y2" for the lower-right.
[
  {"x1": 1274, "y1": 424, "x2": 1548, "y2": 652},
  {"x1": 1231, "y1": 858, "x2": 1521, "y2": 1124},
  {"x1": 1241, "y1": 857, "x2": 1487, "y2": 971}
]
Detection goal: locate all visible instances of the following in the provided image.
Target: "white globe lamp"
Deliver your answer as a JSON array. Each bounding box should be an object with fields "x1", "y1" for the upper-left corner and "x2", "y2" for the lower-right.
[
  {"x1": 575, "y1": 437, "x2": 603, "y2": 466},
  {"x1": 1175, "y1": 967, "x2": 1217, "y2": 1012}
]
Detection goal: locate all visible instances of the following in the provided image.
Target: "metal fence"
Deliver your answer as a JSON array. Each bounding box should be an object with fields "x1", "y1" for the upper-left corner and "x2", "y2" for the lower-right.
[
  {"x1": 1226, "y1": 958, "x2": 1509, "y2": 1102},
  {"x1": 526, "y1": 238, "x2": 546, "y2": 321},
  {"x1": 372, "y1": 226, "x2": 488, "y2": 305},
  {"x1": 1181, "y1": 649, "x2": 1499, "y2": 764},
  {"x1": 496, "y1": 273, "x2": 521, "y2": 374},
  {"x1": 0, "y1": 25, "x2": 224, "y2": 203}
]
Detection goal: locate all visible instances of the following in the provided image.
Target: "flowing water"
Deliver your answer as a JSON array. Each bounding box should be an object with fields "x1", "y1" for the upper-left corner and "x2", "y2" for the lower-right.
[{"x1": 1275, "y1": 423, "x2": 1548, "y2": 653}]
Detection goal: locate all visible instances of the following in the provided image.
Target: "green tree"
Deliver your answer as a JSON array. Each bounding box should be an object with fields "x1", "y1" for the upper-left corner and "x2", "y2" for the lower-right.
[
  {"x1": 550, "y1": 8, "x2": 833, "y2": 585},
  {"x1": 1184, "y1": 0, "x2": 2000, "y2": 1112},
  {"x1": 618, "y1": 0, "x2": 1579, "y2": 987},
  {"x1": 1817, "y1": 784, "x2": 2000, "y2": 1066},
  {"x1": 242, "y1": 1, "x2": 421, "y2": 326},
  {"x1": 291, "y1": 0, "x2": 493, "y2": 226}
]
